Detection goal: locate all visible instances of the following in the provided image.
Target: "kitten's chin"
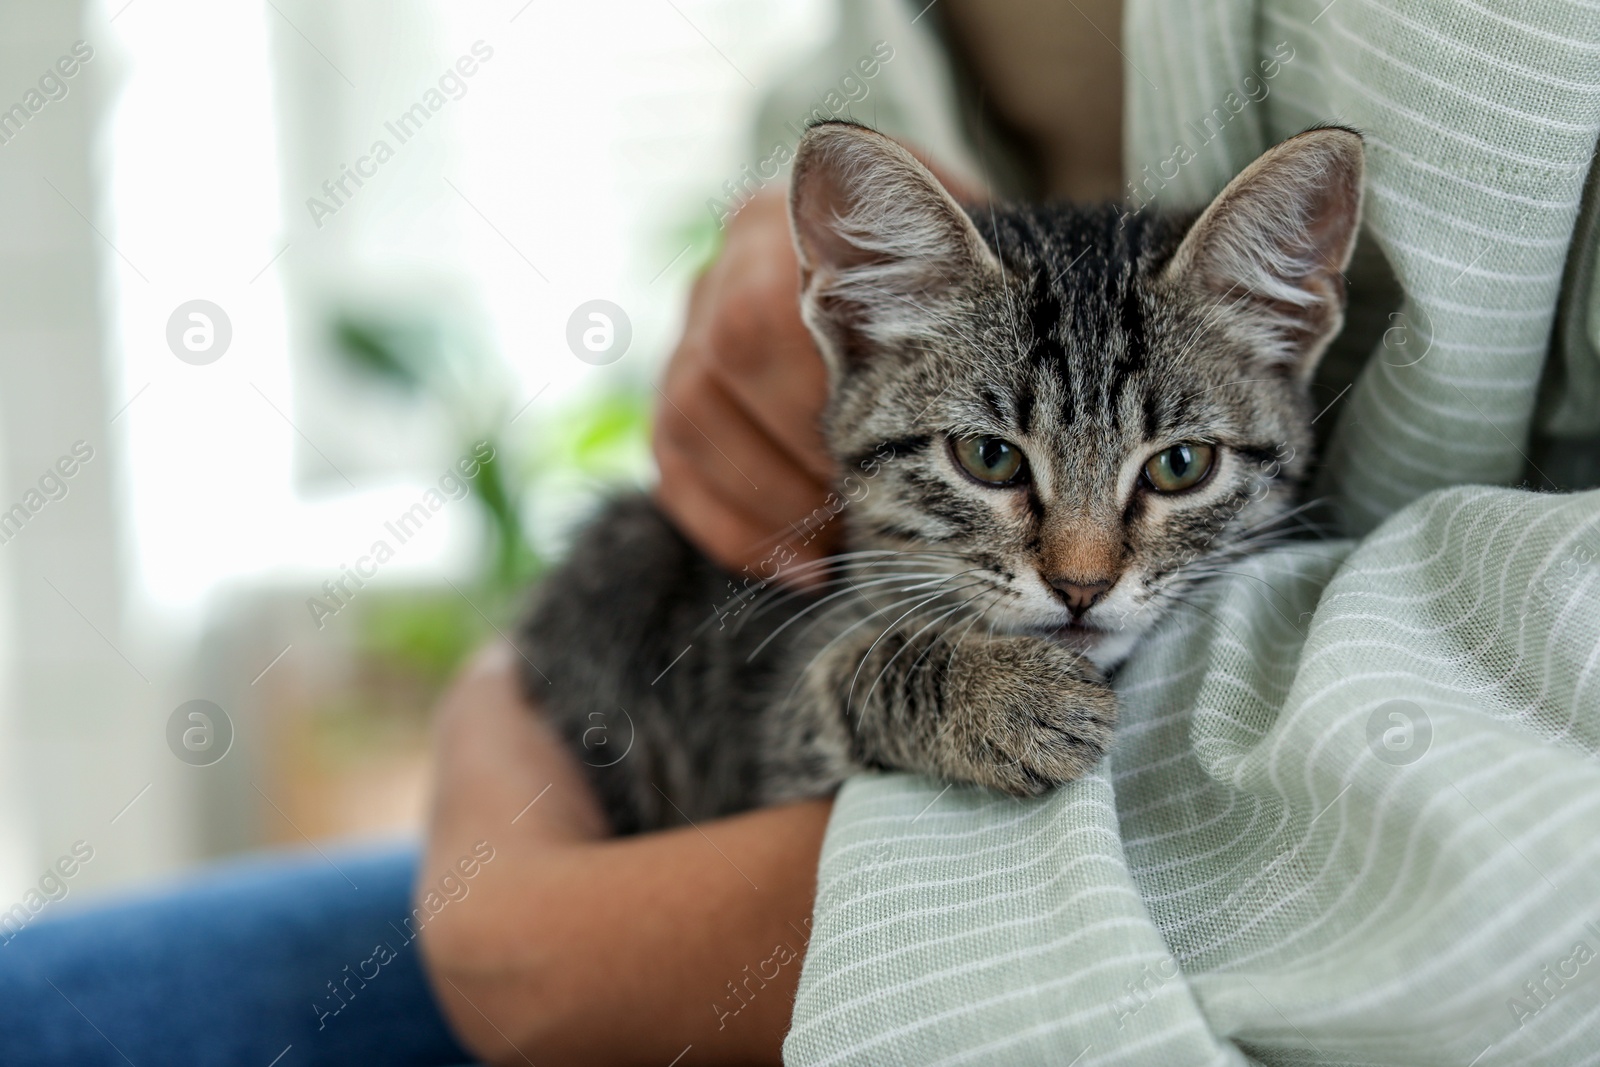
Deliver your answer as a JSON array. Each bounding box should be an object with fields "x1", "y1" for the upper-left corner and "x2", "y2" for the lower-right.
[
  {"x1": 1044, "y1": 621, "x2": 1104, "y2": 654},
  {"x1": 1042, "y1": 621, "x2": 1141, "y2": 671}
]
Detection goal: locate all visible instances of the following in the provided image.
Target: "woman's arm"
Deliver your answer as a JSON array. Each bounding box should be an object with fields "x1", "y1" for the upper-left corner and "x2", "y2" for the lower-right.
[{"x1": 416, "y1": 645, "x2": 832, "y2": 1066}]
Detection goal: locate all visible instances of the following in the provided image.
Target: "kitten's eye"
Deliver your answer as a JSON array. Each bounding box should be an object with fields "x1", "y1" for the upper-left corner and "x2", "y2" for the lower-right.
[
  {"x1": 1144, "y1": 443, "x2": 1215, "y2": 493},
  {"x1": 951, "y1": 435, "x2": 1027, "y2": 486}
]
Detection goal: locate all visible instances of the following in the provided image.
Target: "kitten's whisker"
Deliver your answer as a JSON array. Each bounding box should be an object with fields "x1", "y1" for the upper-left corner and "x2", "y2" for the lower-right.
[
  {"x1": 797, "y1": 547, "x2": 972, "y2": 570},
  {"x1": 708, "y1": 547, "x2": 974, "y2": 620},
  {"x1": 735, "y1": 565, "x2": 965, "y2": 621},
  {"x1": 740, "y1": 572, "x2": 973, "y2": 659},
  {"x1": 748, "y1": 571, "x2": 988, "y2": 664},
  {"x1": 856, "y1": 602, "x2": 974, "y2": 722},
  {"x1": 1174, "y1": 376, "x2": 1280, "y2": 410},
  {"x1": 1230, "y1": 496, "x2": 1330, "y2": 540},
  {"x1": 788, "y1": 576, "x2": 988, "y2": 651},
  {"x1": 1171, "y1": 280, "x2": 1255, "y2": 367},
  {"x1": 775, "y1": 580, "x2": 989, "y2": 710},
  {"x1": 726, "y1": 519, "x2": 968, "y2": 570},
  {"x1": 976, "y1": 176, "x2": 1032, "y2": 374},
  {"x1": 843, "y1": 581, "x2": 991, "y2": 720},
  {"x1": 738, "y1": 566, "x2": 944, "y2": 601},
  {"x1": 1152, "y1": 499, "x2": 1340, "y2": 589},
  {"x1": 1162, "y1": 594, "x2": 1267, "y2": 654},
  {"x1": 857, "y1": 585, "x2": 996, "y2": 719},
  {"x1": 1183, "y1": 536, "x2": 1346, "y2": 574},
  {"x1": 937, "y1": 582, "x2": 1014, "y2": 674},
  {"x1": 908, "y1": 585, "x2": 1002, "y2": 679},
  {"x1": 951, "y1": 607, "x2": 1006, "y2": 676},
  {"x1": 1173, "y1": 567, "x2": 1310, "y2": 635},
  {"x1": 741, "y1": 549, "x2": 975, "y2": 593}
]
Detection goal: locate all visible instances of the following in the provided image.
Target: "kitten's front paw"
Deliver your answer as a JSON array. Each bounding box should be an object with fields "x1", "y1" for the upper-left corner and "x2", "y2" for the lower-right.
[{"x1": 938, "y1": 636, "x2": 1118, "y2": 796}]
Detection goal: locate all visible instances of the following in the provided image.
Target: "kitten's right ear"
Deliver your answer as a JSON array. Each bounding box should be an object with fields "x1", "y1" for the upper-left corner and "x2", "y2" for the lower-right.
[{"x1": 789, "y1": 122, "x2": 999, "y2": 374}]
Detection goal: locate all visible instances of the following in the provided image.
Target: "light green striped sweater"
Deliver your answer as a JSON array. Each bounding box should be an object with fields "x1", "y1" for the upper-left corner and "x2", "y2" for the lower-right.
[{"x1": 750, "y1": 0, "x2": 1600, "y2": 1063}]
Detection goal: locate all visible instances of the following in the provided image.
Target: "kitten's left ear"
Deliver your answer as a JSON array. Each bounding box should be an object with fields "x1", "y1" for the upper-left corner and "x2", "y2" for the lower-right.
[{"x1": 1161, "y1": 127, "x2": 1365, "y2": 382}]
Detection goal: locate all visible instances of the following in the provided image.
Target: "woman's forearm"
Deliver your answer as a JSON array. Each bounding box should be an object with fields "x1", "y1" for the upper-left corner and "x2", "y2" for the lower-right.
[
  {"x1": 428, "y1": 802, "x2": 831, "y2": 1065},
  {"x1": 416, "y1": 647, "x2": 832, "y2": 1066}
]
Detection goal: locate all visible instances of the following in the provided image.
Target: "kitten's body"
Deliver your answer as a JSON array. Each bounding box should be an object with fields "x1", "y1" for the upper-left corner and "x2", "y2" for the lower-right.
[{"x1": 521, "y1": 124, "x2": 1364, "y2": 832}]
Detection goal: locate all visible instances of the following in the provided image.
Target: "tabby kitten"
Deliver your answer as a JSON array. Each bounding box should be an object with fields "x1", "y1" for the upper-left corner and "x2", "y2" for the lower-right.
[{"x1": 520, "y1": 123, "x2": 1364, "y2": 833}]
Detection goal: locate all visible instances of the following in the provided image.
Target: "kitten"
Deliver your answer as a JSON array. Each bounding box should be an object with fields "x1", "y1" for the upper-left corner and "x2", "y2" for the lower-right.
[{"x1": 519, "y1": 122, "x2": 1364, "y2": 833}]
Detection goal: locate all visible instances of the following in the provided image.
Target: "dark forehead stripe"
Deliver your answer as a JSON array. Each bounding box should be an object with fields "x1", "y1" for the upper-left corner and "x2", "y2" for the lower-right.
[
  {"x1": 1141, "y1": 390, "x2": 1160, "y2": 441},
  {"x1": 978, "y1": 384, "x2": 1007, "y2": 422},
  {"x1": 1016, "y1": 385, "x2": 1036, "y2": 437},
  {"x1": 972, "y1": 205, "x2": 1162, "y2": 437}
]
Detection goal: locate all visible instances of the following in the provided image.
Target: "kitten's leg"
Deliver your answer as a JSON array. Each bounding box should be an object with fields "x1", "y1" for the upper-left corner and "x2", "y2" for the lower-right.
[{"x1": 773, "y1": 623, "x2": 1118, "y2": 798}]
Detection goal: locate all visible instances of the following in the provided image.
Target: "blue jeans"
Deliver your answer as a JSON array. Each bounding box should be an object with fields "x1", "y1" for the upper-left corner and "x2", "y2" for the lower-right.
[{"x1": 0, "y1": 843, "x2": 474, "y2": 1066}]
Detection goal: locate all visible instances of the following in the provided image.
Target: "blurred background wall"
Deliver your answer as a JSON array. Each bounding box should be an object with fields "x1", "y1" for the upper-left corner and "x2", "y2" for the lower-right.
[{"x1": 0, "y1": 0, "x2": 833, "y2": 903}]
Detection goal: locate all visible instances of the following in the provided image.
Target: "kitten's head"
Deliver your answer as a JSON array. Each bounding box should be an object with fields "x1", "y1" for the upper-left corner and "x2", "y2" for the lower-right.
[{"x1": 788, "y1": 122, "x2": 1363, "y2": 666}]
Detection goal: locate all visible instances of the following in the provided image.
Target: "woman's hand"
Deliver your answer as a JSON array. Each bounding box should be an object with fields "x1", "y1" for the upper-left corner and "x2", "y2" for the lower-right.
[
  {"x1": 652, "y1": 187, "x2": 840, "y2": 582},
  {"x1": 416, "y1": 645, "x2": 833, "y2": 1066},
  {"x1": 652, "y1": 155, "x2": 982, "y2": 585}
]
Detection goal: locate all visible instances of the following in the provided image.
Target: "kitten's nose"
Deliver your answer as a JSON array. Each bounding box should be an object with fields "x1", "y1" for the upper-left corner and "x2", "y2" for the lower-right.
[{"x1": 1048, "y1": 576, "x2": 1114, "y2": 616}]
